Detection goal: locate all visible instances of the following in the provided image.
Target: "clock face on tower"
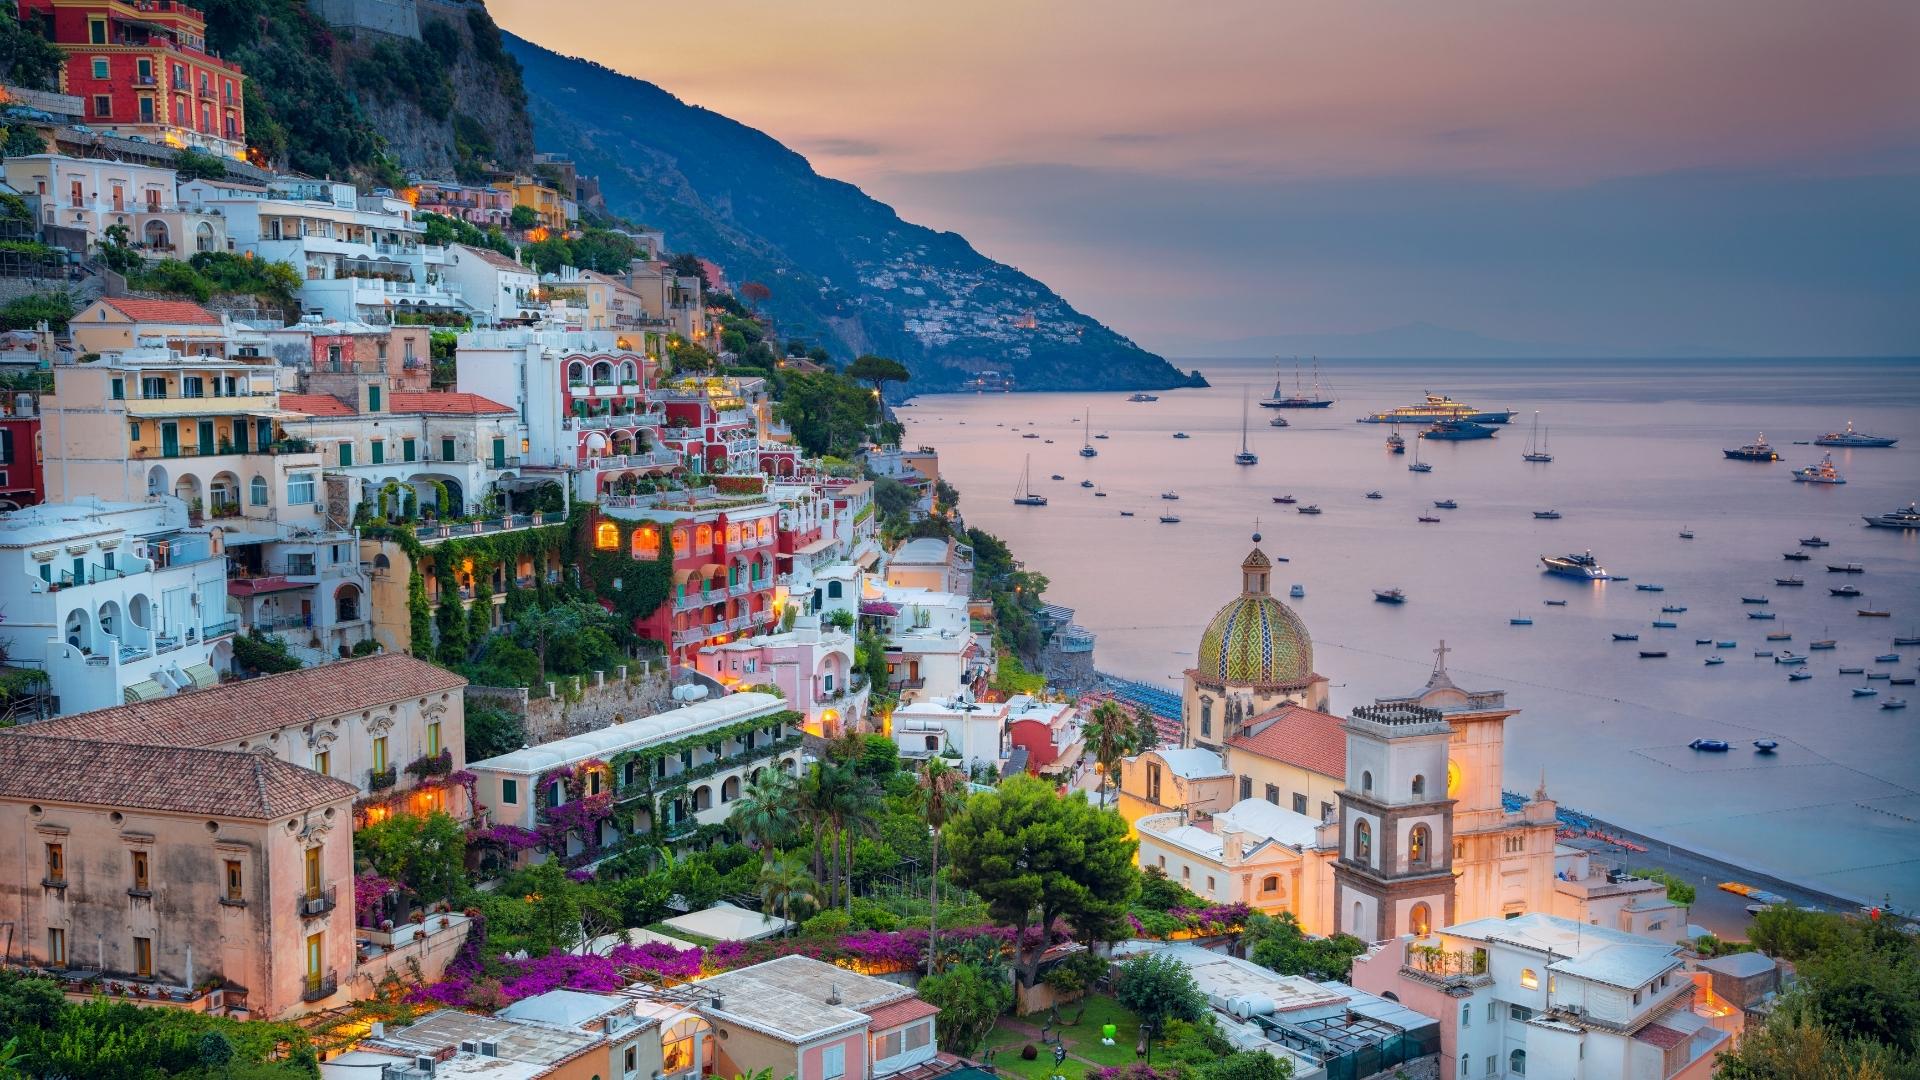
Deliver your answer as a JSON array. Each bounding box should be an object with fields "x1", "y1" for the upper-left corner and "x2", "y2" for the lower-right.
[{"x1": 1447, "y1": 759, "x2": 1461, "y2": 798}]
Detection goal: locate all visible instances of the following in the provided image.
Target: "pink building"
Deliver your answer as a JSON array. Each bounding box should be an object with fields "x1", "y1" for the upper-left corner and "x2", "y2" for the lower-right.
[
  {"x1": 693, "y1": 617, "x2": 868, "y2": 736},
  {"x1": 694, "y1": 956, "x2": 942, "y2": 1080},
  {"x1": 410, "y1": 180, "x2": 514, "y2": 228}
]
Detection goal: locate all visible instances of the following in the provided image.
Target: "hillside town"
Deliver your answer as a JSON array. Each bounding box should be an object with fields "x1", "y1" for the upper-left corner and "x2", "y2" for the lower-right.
[{"x1": 0, "y1": 4, "x2": 1899, "y2": 1080}]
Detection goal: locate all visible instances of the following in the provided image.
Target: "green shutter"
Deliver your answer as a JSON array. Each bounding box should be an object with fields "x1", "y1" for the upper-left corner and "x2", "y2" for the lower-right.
[{"x1": 338, "y1": 442, "x2": 353, "y2": 467}]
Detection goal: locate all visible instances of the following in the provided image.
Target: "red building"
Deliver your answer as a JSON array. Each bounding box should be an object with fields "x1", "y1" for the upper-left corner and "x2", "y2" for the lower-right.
[
  {"x1": 22, "y1": 0, "x2": 246, "y2": 156},
  {"x1": 0, "y1": 413, "x2": 45, "y2": 510},
  {"x1": 592, "y1": 498, "x2": 781, "y2": 668}
]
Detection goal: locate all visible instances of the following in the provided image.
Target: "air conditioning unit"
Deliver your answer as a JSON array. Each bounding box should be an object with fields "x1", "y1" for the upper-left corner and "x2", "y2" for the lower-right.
[
  {"x1": 459, "y1": 1041, "x2": 477, "y2": 1054},
  {"x1": 478, "y1": 1040, "x2": 499, "y2": 1058},
  {"x1": 413, "y1": 1057, "x2": 436, "y2": 1076}
]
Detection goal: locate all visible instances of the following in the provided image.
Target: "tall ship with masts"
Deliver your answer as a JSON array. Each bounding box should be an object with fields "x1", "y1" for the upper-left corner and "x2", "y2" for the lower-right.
[
  {"x1": 1012, "y1": 455, "x2": 1048, "y2": 506},
  {"x1": 1260, "y1": 358, "x2": 1335, "y2": 408},
  {"x1": 1522, "y1": 410, "x2": 1553, "y2": 462},
  {"x1": 1235, "y1": 388, "x2": 1259, "y2": 465},
  {"x1": 1079, "y1": 407, "x2": 1097, "y2": 457}
]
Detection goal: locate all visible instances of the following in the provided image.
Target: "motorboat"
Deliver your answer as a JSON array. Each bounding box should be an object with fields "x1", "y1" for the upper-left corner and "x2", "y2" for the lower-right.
[
  {"x1": 1808, "y1": 639, "x2": 1836, "y2": 650},
  {"x1": 1783, "y1": 551, "x2": 1811, "y2": 561},
  {"x1": 1366, "y1": 491, "x2": 1383, "y2": 500},
  {"x1": 1510, "y1": 616, "x2": 1533, "y2": 626},
  {"x1": 1357, "y1": 393, "x2": 1515, "y2": 425},
  {"x1": 1022, "y1": 432, "x2": 1041, "y2": 439},
  {"x1": 1050, "y1": 474, "x2": 1065, "y2": 480},
  {"x1": 1094, "y1": 491, "x2": 1108, "y2": 497},
  {"x1": 1839, "y1": 666, "x2": 1865, "y2": 675},
  {"x1": 1689, "y1": 739, "x2": 1730, "y2": 752},
  {"x1": 1161, "y1": 491, "x2": 1180, "y2": 500},
  {"x1": 1273, "y1": 494, "x2": 1296, "y2": 504},
  {"x1": 1297, "y1": 505, "x2": 1323, "y2": 515},
  {"x1": 1652, "y1": 620, "x2": 1678, "y2": 629},
  {"x1": 1695, "y1": 637, "x2": 1713, "y2": 644},
  {"x1": 1044, "y1": 439, "x2": 1054, "y2": 444},
  {"x1": 1119, "y1": 511, "x2": 1135, "y2": 517},
  {"x1": 1852, "y1": 687, "x2": 1879, "y2": 697},
  {"x1": 1418, "y1": 515, "x2": 1441, "y2": 523},
  {"x1": 1543, "y1": 551, "x2": 1610, "y2": 580},
  {"x1": 1387, "y1": 428, "x2": 1406, "y2": 454},
  {"x1": 1753, "y1": 650, "x2": 1775, "y2": 657},
  {"x1": 1522, "y1": 411, "x2": 1553, "y2": 462},
  {"x1": 1172, "y1": 432, "x2": 1190, "y2": 439},
  {"x1": 1859, "y1": 609, "x2": 1892, "y2": 618},
  {"x1": 1754, "y1": 740, "x2": 1779, "y2": 752},
  {"x1": 1094, "y1": 432, "x2": 1110, "y2": 440},
  {"x1": 1791, "y1": 453, "x2": 1846, "y2": 484},
  {"x1": 1831, "y1": 585, "x2": 1862, "y2": 597},
  {"x1": 1741, "y1": 596, "x2": 1768, "y2": 605},
  {"x1": 1787, "y1": 671, "x2": 1812, "y2": 681},
  {"x1": 1261, "y1": 359, "x2": 1336, "y2": 409},
  {"x1": 1875, "y1": 653, "x2": 1902, "y2": 663},
  {"x1": 1080, "y1": 480, "x2": 1095, "y2": 489},
  {"x1": 1723, "y1": 434, "x2": 1780, "y2": 461},
  {"x1": 1716, "y1": 640, "x2": 1737, "y2": 648},
  {"x1": 1801, "y1": 536, "x2": 1831, "y2": 547},
  {"x1": 1863, "y1": 503, "x2": 1920, "y2": 530},
  {"x1": 1679, "y1": 528, "x2": 1695, "y2": 539},
  {"x1": 1420, "y1": 419, "x2": 1498, "y2": 441},
  {"x1": 1882, "y1": 699, "x2": 1909, "y2": 710},
  {"x1": 1533, "y1": 510, "x2": 1562, "y2": 520},
  {"x1": 1544, "y1": 599, "x2": 1569, "y2": 607},
  {"x1": 1159, "y1": 514, "x2": 1182, "y2": 524},
  {"x1": 1127, "y1": 392, "x2": 1159, "y2": 402},
  {"x1": 1705, "y1": 656, "x2": 1726, "y2": 666},
  {"x1": 1012, "y1": 456, "x2": 1049, "y2": 506},
  {"x1": 1662, "y1": 605, "x2": 1688, "y2": 613},
  {"x1": 1747, "y1": 611, "x2": 1777, "y2": 620},
  {"x1": 1434, "y1": 499, "x2": 1459, "y2": 510},
  {"x1": 1268, "y1": 415, "x2": 1290, "y2": 428},
  {"x1": 1867, "y1": 672, "x2": 1892, "y2": 681},
  {"x1": 1289, "y1": 584, "x2": 1305, "y2": 598},
  {"x1": 1815, "y1": 421, "x2": 1897, "y2": 448},
  {"x1": 1828, "y1": 563, "x2": 1865, "y2": 573},
  {"x1": 1374, "y1": 588, "x2": 1408, "y2": 604},
  {"x1": 1612, "y1": 633, "x2": 1640, "y2": 642},
  {"x1": 1776, "y1": 577, "x2": 1805, "y2": 586},
  {"x1": 1775, "y1": 653, "x2": 1807, "y2": 665},
  {"x1": 1635, "y1": 583, "x2": 1665, "y2": 592},
  {"x1": 1639, "y1": 650, "x2": 1667, "y2": 658}
]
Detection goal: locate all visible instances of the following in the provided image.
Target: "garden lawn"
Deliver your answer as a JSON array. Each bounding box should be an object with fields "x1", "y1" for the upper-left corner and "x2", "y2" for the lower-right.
[{"x1": 983, "y1": 994, "x2": 1144, "y2": 1080}]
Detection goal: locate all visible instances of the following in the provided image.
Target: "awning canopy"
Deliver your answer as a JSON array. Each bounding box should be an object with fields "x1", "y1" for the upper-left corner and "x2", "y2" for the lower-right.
[
  {"x1": 123, "y1": 679, "x2": 167, "y2": 704},
  {"x1": 183, "y1": 663, "x2": 218, "y2": 689},
  {"x1": 698, "y1": 563, "x2": 725, "y2": 579},
  {"x1": 673, "y1": 568, "x2": 702, "y2": 585}
]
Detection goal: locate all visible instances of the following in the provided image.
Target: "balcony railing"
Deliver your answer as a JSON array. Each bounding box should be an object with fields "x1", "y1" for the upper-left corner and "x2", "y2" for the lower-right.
[
  {"x1": 368, "y1": 765, "x2": 397, "y2": 791},
  {"x1": 202, "y1": 617, "x2": 237, "y2": 638},
  {"x1": 297, "y1": 885, "x2": 337, "y2": 918},
  {"x1": 888, "y1": 677, "x2": 927, "y2": 690},
  {"x1": 302, "y1": 968, "x2": 338, "y2": 1002}
]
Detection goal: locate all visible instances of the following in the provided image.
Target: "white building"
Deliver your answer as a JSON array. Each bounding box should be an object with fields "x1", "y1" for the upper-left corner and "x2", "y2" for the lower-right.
[
  {"x1": 440, "y1": 243, "x2": 540, "y2": 325},
  {"x1": 890, "y1": 694, "x2": 1007, "y2": 772},
  {"x1": 0, "y1": 498, "x2": 232, "y2": 715},
  {"x1": 467, "y1": 693, "x2": 798, "y2": 859},
  {"x1": 1134, "y1": 797, "x2": 1337, "y2": 923},
  {"x1": 883, "y1": 536, "x2": 971, "y2": 595},
  {"x1": 180, "y1": 176, "x2": 467, "y2": 323},
  {"x1": 4, "y1": 154, "x2": 224, "y2": 256},
  {"x1": 1549, "y1": 848, "x2": 1687, "y2": 940},
  {"x1": 277, "y1": 389, "x2": 530, "y2": 520}
]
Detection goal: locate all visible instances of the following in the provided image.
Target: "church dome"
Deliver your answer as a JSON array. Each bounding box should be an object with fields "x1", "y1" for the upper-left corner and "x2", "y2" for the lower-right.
[{"x1": 1195, "y1": 548, "x2": 1315, "y2": 686}]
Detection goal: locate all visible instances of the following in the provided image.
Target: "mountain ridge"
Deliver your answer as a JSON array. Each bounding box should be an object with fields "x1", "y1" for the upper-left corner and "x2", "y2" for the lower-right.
[
  {"x1": 1188, "y1": 321, "x2": 1735, "y2": 360},
  {"x1": 501, "y1": 32, "x2": 1201, "y2": 392}
]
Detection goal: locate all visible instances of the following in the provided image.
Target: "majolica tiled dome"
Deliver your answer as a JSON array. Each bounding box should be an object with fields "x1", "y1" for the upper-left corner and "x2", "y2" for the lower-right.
[{"x1": 1195, "y1": 549, "x2": 1315, "y2": 685}]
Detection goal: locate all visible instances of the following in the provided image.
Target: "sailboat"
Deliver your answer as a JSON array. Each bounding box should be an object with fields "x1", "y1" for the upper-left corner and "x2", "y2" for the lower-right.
[
  {"x1": 1235, "y1": 388, "x2": 1258, "y2": 465},
  {"x1": 1522, "y1": 411, "x2": 1553, "y2": 462},
  {"x1": 1012, "y1": 455, "x2": 1048, "y2": 506},
  {"x1": 1409, "y1": 433, "x2": 1433, "y2": 473},
  {"x1": 1260, "y1": 358, "x2": 1335, "y2": 408},
  {"x1": 1079, "y1": 408, "x2": 1097, "y2": 458}
]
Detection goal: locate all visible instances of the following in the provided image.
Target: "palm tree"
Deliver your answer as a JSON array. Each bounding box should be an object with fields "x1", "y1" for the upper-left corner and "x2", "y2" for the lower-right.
[
  {"x1": 824, "y1": 761, "x2": 882, "y2": 910},
  {"x1": 914, "y1": 757, "x2": 968, "y2": 972},
  {"x1": 757, "y1": 853, "x2": 819, "y2": 933},
  {"x1": 728, "y1": 770, "x2": 797, "y2": 863},
  {"x1": 1084, "y1": 700, "x2": 1137, "y2": 807}
]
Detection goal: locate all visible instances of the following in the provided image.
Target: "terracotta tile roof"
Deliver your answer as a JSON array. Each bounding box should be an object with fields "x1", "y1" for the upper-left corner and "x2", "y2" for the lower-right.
[
  {"x1": 1633, "y1": 1023, "x2": 1689, "y2": 1049},
  {"x1": 861, "y1": 997, "x2": 939, "y2": 1030},
  {"x1": 97, "y1": 297, "x2": 222, "y2": 325},
  {"x1": 388, "y1": 391, "x2": 514, "y2": 416},
  {"x1": 0, "y1": 735, "x2": 358, "y2": 819},
  {"x1": 280, "y1": 393, "x2": 355, "y2": 416},
  {"x1": 454, "y1": 243, "x2": 531, "y2": 273},
  {"x1": 1225, "y1": 703, "x2": 1346, "y2": 780},
  {"x1": 16, "y1": 654, "x2": 466, "y2": 748}
]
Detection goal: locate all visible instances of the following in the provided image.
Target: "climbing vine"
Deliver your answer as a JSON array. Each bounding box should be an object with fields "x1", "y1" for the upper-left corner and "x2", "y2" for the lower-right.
[{"x1": 577, "y1": 517, "x2": 675, "y2": 628}]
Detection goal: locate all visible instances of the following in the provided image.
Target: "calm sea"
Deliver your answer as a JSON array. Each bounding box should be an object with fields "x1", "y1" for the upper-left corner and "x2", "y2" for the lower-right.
[{"x1": 901, "y1": 357, "x2": 1920, "y2": 907}]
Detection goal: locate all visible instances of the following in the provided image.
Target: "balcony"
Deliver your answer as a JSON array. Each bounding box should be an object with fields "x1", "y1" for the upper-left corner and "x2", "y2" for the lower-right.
[
  {"x1": 202, "y1": 617, "x2": 237, "y2": 638},
  {"x1": 368, "y1": 765, "x2": 397, "y2": 791},
  {"x1": 297, "y1": 885, "x2": 337, "y2": 918},
  {"x1": 888, "y1": 677, "x2": 927, "y2": 691},
  {"x1": 301, "y1": 968, "x2": 338, "y2": 1002}
]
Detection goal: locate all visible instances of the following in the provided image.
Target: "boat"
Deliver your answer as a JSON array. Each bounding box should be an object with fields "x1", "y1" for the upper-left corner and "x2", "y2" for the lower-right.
[
  {"x1": 1094, "y1": 491, "x2": 1108, "y2": 498},
  {"x1": 1695, "y1": 637, "x2": 1713, "y2": 644},
  {"x1": 1883, "y1": 699, "x2": 1909, "y2": 710},
  {"x1": 1297, "y1": 505, "x2": 1322, "y2": 515},
  {"x1": 1776, "y1": 577, "x2": 1804, "y2": 586},
  {"x1": 1783, "y1": 551, "x2": 1811, "y2": 561},
  {"x1": 1652, "y1": 620, "x2": 1678, "y2": 629},
  {"x1": 1420, "y1": 419, "x2": 1498, "y2": 441},
  {"x1": 1261, "y1": 358, "x2": 1336, "y2": 409},
  {"x1": 1545, "y1": 599, "x2": 1569, "y2": 606},
  {"x1": 1119, "y1": 511, "x2": 1135, "y2": 517},
  {"x1": 1273, "y1": 494, "x2": 1296, "y2": 504},
  {"x1": 1801, "y1": 536, "x2": 1831, "y2": 547},
  {"x1": 1510, "y1": 615, "x2": 1534, "y2": 626},
  {"x1": 1268, "y1": 415, "x2": 1290, "y2": 428},
  {"x1": 1050, "y1": 473, "x2": 1065, "y2": 480},
  {"x1": 1612, "y1": 633, "x2": 1640, "y2": 642},
  {"x1": 1533, "y1": 510, "x2": 1562, "y2": 520},
  {"x1": 1815, "y1": 420, "x2": 1897, "y2": 448},
  {"x1": 1860, "y1": 609, "x2": 1892, "y2": 618},
  {"x1": 1021, "y1": 432, "x2": 1041, "y2": 439},
  {"x1": 1896, "y1": 635, "x2": 1920, "y2": 646},
  {"x1": 1791, "y1": 452, "x2": 1846, "y2": 484},
  {"x1": 1690, "y1": 739, "x2": 1730, "y2": 752},
  {"x1": 1407, "y1": 434, "x2": 1432, "y2": 472},
  {"x1": 1809, "y1": 639, "x2": 1837, "y2": 650},
  {"x1": 1717, "y1": 640, "x2": 1737, "y2": 648},
  {"x1": 1788, "y1": 671, "x2": 1812, "y2": 681},
  {"x1": 1543, "y1": 551, "x2": 1611, "y2": 580},
  {"x1": 1875, "y1": 653, "x2": 1901, "y2": 663},
  {"x1": 1356, "y1": 392, "x2": 1515, "y2": 425},
  {"x1": 1867, "y1": 672, "x2": 1892, "y2": 681},
  {"x1": 1044, "y1": 439, "x2": 1054, "y2": 444},
  {"x1": 1840, "y1": 666, "x2": 1866, "y2": 675},
  {"x1": 1234, "y1": 390, "x2": 1258, "y2": 465},
  {"x1": 1852, "y1": 687, "x2": 1878, "y2": 697},
  {"x1": 1434, "y1": 499, "x2": 1459, "y2": 510},
  {"x1": 1161, "y1": 491, "x2": 1180, "y2": 500},
  {"x1": 1754, "y1": 740, "x2": 1779, "y2": 752},
  {"x1": 1522, "y1": 411, "x2": 1553, "y2": 462},
  {"x1": 1766, "y1": 632, "x2": 1792, "y2": 641},
  {"x1": 1094, "y1": 432, "x2": 1110, "y2": 440},
  {"x1": 1080, "y1": 409, "x2": 1098, "y2": 458},
  {"x1": 1012, "y1": 456, "x2": 1049, "y2": 506},
  {"x1": 1639, "y1": 650, "x2": 1667, "y2": 658},
  {"x1": 1289, "y1": 584, "x2": 1305, "y2": 598},
  {"x1": 1418, "y1": 515, "x2": 1441, "y2": 523},
  {"x1": 1775, "y1": 653, "x2": 1807, "y2": 665},
  {"x1": 1172, "y1": 432, "x2": 1190, "y2": 439},
  {"x1": 1387, "y1": 427, "x2": 1406, "y2": 454},
  {"x1": 1080, "y1": 480, "x2": 1095, "y2": 489},
  {"x1": 1742, "y1": 595, "x2": 1769, "y2": 605},
  {"x1": 1723, "y1": 433, "x2": 1780, "y2": 461},
  {"x1": 1635, "y1": 583, "x2": 1664, "y2": 592},
  {"x1": 1662, "y1": 605, "x2": 1689, "y2": 613},
  {"x1": 1753, "y1": 650, "x2": 1775, "y2": 657},
  {"x1": 1747, "y1": 611, "x2": 1777, "y2": 620},
  {"x1": 1894, "y1": 678, "x2": 1917, "y2": 686},
  {"x1": 1374, "y1": 588, "x2": 1407, "y2": 604},
  {"x1": 1863, "y1": 503, "x2": 1920, "y2": 530},
  {"x1": 1127, "y1": 392, "x2": 1159, "y2": 402},
  {"x1": 1831, "y1": 585, "x2": 1862, "y2": 597},
  {"x1": 1828, "y1": 563, "x2": 1865, "y2": 573},
  {"x1": 1705, "y1": 656, "x2": 1726, "y2": 666},
  {"x1": 1366, "y1": 490, "x2": 1383, "y2": 500},
  {"x1": 1159, "y1": 514, "x2": 1182, "y2": 524},
  {"x1": 1679, "y1": 528, "x2": 1695, "y2": 539}
]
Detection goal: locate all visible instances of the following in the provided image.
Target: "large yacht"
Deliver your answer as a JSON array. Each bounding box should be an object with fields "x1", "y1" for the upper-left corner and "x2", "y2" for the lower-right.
[
  {"x1": 1723, "y1": 434, "x2": 1780, "y2": 461},
  {"x1": 1355, "y1": 392, "x2": 1516, "y2": 425},
  {"x1": 1542, "y1": 550, "x2": 1612, "y2": 580},
  {"x1": 1863, "y1": 502, "x2": 1920, "y2": 530},
  {"x1": 1815, "y1": 421, "x2": 1897, "y2": 448},
  {"x1": 1419, "y1": 419, "x2": 1498, "y2": 441},
  {"x1": 1791, "y1": 453, "x2": 1846, "y2": 484}
]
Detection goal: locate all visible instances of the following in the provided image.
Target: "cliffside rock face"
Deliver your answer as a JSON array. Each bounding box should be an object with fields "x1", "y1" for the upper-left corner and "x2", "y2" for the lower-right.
[{"x1": 502, "y1": 32, "x2": 1199, "y2": 393}]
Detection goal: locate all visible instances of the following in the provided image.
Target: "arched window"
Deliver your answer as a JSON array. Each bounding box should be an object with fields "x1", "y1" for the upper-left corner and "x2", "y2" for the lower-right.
[
  {"x1": 1352, "y1": 901, "x2": 1363, "y2": 932},
  {"x1": 249, "y1": 474, "x2": 268, "y2": 506},
  {"x1": 1519, "y1": 967, "x2": 1540, "y2": 990},
  {"x1": 631, "y1": 526, "x2": 659, "y2": 559},
  {"x1": 695, "y1": 524, "x2": 712, "y2": 549},
  {"x1": 1354, "y1": 819, "x2": 1372, "y2": 862},
  {"x1": 826, "y1": 580, "x2": 843, "y2": 599},
  {"x1": 1411, "y1": 774, "x2": 1426, "y2": 797},
  {"x1": 1362, "y1": 770, "x2": 1373, "y2": 793},
  {"x1": 568, "y1": 361, "x2": 587, "y2": 386},
  {"x1": 726, "y1": 523, "x2": 741, "y2": 545},
  {"x1": 1409, "y1": 824, "x2": 1431, "y2": 867},
  {"x1": 1200, "y1": 697, "x2": 1213, "y2": 737},
  {"x1": 1260, "y1": 875, "x2": 1280, "y2": 895},
  {"x1": 1461, "y1": 1003, "x2": 1470, "y2": 1027},
  {"x1": 1509, "y1": 1050, "x2": 1526, "y2": 1076},
  {"x1": 758, "y1": 518, "x2": 771, "y2": 539},
  {"x1": 594, "y1": 522, "x2": 620, "y2": 550},
  {"x1": 1410, "y1": 901, "x2": 1432, "y2": 936},
  {"x1": 672, "y1": 529, "x2": 688, "y2": 556}
]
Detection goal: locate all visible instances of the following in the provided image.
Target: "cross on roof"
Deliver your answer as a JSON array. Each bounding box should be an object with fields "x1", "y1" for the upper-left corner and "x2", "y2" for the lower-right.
[{"x1": 1432, "y1": 639, "x2": 1450, "y2": 675}]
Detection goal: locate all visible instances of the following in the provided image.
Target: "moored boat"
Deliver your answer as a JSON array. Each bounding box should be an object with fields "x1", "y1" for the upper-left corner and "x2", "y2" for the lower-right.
[
  {"x1": 1791, "y1": 452, "x2": 1846, "y2": 484},
  {"x1": 1754, "y1": 739, "x2": 1778, "y2": 752},
  {"x1": 1852, "y1": 687, "x2": 1879, "y2": 697},
  {"x1": 1766, "y1": 632, "x2": 1792, "y2": 641},
  {"x1": 1510, "y1": 616, "x2": 1533, "y2": 626},
  {"x1": 1863, "y1": 503, "x2": 1920, "y2": 530},
  {"x1": 1652, "y1": 620, "x2": 1677, "y2": 629},
  {"x1": 1705, "y1": 656, "x2": 1725, "y2": 666},
  {"x1": 1742, "y1": 595, "x2": 1769, "y2": 604},
  {"x1": 1716, "y1": 640, "x2": 1737, "y2": 648},
  {"x1": 1783, "y1": 551, "x2": 1811, "y2": 561},
  {"x1": 1012, "y1": 455, "x2": 1049, "y2": 506},
  {"x1": 1543, "y1": 551, "x2": 1610, "y2": 580},
  {"x1": 1374, "y1": 588, "x2": 1407, "y2": 604},
  {"x1": 1776, "y1": 577, "x2": 1804, "y2": 586},
  {"x1": 1724, "y1": 433, "x2": 1780, "y2": 461},
  {"x1": 1158, "y1": 514, "x2": 1181, "y2": 524},
  {"x1": 1815, "y1": 420, "x2": 1897, "y2": 448},
  {"x1": 1418, "y1": 515, "x2": 1441, "y2": 523},
  {"x1": 1533, "y1": 510, "x2": 1561, "y2": 519},
  {"x1": 1272, "y1": 494, "x2": 1295, "y2": 504},
  {"x1": 1434, "y1": 499, "x2": 1458, "y2": 509},
  {"x1": 1297, "y1": 504, "x2": 1322, "y2": 515},
  {"x1": 1261, "y1": 359, "x2": 1335, "y2": 409},
  {"x1": 1801, "y1": 536, "x2": 1831, "y2": 547},
  {"x1": 1636, "y1": 583, "x2": 1665, "y2": 592},
  {"x1": 1809, "y1": 639, "x2": 1836, "y2": 650},
  {"x1": 1831, "y1": 585, "x2": 1862, "y2": 597},
  {"x1": 1639, "y1": 650, "x2": 1667, "y2": 658},
  {"x1": 1875, "y1": 653, "x2": 1901, "y2": 663},
  {"x1": 1747, "y1": 611, "x2": 1776, "y2": 620},
  {"x1": 1522, "y1": 410, "x2": 1553, "y2": 462},
  {"x1": 1127, "y1": 392, "x2": 1159, "y2": 402},
  {"x1": 1883, "y1": 698, "x2": 1908, "y2": 710},
  {"x1": 1827, "y1": 563, "x2": 1864, "y2": 574},
  {"x1": 1787, "y1": 671, "x2": 1812, "y2": 681},
  {"x1": 1356, "y1": 392, "x2": 1515, "y2": 425},
  {"x1": 1662, "y1": 605, "x2": 1688, "y2": 613},
  {"x1": 1612, "y1": 632, "x2": 1640, "y2": 641},
  {"x1": 1689, "y1": 739, "x2": 1730, "y2": 752},
  {"x1": 1859, "y1": 609, "x2": 1891, "y2": 618},
  {"x1": 1421, "y1": 419, "x2": 1498, "y2": 441}
]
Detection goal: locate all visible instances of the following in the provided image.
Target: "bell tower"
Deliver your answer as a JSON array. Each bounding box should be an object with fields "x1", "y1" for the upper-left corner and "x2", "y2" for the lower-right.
[{"x1": 1333, "y1": 702, "x2": 1457, "y2": 941}]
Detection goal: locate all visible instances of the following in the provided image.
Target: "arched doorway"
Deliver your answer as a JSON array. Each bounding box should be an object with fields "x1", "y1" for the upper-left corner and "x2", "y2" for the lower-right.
[
  {"x1": 145, "y1": 464, "x2": 168, "y2": 498},
  {"x1": 143, "y1": 220, "x2": 169, "y2": 249},
  {"x1": 334, "y1": 583, "x2": 362, "y2": 623}
]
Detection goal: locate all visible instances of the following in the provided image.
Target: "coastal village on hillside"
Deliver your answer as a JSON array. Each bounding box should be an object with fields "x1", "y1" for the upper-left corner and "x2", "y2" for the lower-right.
[{"x1": 0, "y1": 2, "x2": 1897, "y2": 1079}]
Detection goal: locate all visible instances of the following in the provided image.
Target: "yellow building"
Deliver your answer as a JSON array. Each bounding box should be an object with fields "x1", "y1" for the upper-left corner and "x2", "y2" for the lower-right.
[{"x1": 495, "y1": 176, "x2": 576, "y2": 232}]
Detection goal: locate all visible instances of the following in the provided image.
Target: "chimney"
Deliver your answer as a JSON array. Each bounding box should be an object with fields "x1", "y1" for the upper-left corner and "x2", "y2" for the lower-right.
[{"x1": 826, "y1": 983, "x2": 842, "y2": 1005}]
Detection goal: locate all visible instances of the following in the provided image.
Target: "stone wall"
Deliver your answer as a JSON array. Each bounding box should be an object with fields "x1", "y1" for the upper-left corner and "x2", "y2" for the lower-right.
[
  {"x1": 307, "y1": 0, "x2": 421, "y2": 38},
  {"x1": 1364, "y1": 1055, "x2": 1438, "y2": 1080},
  {"x1": 1038, "y1": 637, "x2": 1098, "y2": 694},
  {"x1": 468, "y1": 663, "x2": 673, "y2": 745}
]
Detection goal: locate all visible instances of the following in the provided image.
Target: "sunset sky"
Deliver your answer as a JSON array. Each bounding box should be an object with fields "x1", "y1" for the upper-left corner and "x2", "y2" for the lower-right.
[{"x1": 492, "y1": 0, "x2": 1920, "y2": 357}]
